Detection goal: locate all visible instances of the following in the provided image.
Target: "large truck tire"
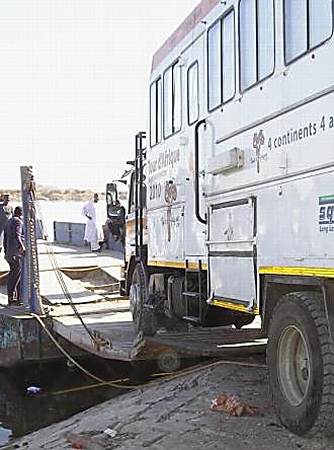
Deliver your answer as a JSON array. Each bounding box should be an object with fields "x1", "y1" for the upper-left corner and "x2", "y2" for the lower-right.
[
  {"x1": 129, "y1": 262, "x2": 157, "y2": 336},
  {"x1": 267, "y1": 291, "x2": 334, "y2": 436}
]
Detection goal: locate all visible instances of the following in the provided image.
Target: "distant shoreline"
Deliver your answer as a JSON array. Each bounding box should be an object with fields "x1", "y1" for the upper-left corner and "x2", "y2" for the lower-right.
[{"x1": 0, "y1": 188, "x2": 105, "y2": 203}]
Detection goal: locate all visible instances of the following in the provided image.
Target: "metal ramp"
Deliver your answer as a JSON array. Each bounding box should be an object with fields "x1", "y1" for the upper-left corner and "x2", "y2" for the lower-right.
[
  {"x1": 49, "y1": 299, "x2": 143, "y2": 361},
  {"x1": 146, "y1": 327, "x2": 266, "y2": 358},
  {"x1": 49, "y1": 293, "x2": 266, "y2": 362}
]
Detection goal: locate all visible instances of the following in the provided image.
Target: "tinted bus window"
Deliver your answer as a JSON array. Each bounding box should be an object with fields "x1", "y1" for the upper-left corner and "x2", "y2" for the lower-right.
[
  {"x1": 285, "y1": 0, "x2": 307, "y2": 63},
  {"x1": 258, "y1": 0, "x2": 274, "y2": 80},
  {"x1": 150, "y1": 78, "x2": 162, "y2": 146},
  {"x1": 309, "y1": 0, "x2": 333, "y2": 48},
  {"x1": 222, "y1": 10, "x2": 235, "y2": 103},
  {"x1": 208, "y1": 20, "x2": 221, "y2": 110},
  {"x1": 187, "y1": 62, "x2": 199, "y2": 125},
  {"x1": 240, "y1": 0, "x2": 257, "y2": 91},
  {"x1": 285, "y1": 0, "x2": 333, "y2": 64},
  {"x1": 208, "y1": 10, "x2": 235, "y2": 110},
  {"x1": 163, "y1": 62, "x2": 181, "y2": 138},
  {"x1": 240, "y1": 0, "x2": 274, "y2": 91}
]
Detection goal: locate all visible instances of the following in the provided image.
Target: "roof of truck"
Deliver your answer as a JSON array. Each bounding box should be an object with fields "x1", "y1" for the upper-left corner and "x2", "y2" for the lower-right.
[{"x1": 151, "y1": 0, "x2": 220, "y2": 72}]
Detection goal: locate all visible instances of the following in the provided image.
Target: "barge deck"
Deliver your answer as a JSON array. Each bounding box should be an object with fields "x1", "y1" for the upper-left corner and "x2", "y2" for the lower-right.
[{"x1": 0, "y1": 243, "x2": 265, "y2": 368}]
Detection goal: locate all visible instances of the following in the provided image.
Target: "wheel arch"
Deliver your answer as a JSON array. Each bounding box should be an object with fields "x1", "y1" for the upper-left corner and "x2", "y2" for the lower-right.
[{"x1": 261, "y1": 274, "x2": 326, "y2": 335}]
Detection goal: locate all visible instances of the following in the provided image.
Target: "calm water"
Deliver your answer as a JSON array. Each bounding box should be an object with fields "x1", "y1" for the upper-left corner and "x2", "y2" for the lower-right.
[{"x1": 0, "y1": 357, "x2": 157, "y2": 447}]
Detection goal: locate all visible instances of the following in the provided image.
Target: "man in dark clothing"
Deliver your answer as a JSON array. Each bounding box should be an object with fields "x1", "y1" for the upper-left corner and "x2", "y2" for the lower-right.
[
  {"x1": 110, "y1": 200, "x2": 126, "y2": 243},
  {"x1": 4, "y1": 206, "x2": 25, "y2": 305},
  {"x1": 0, "y1": 194, "x2": 13, "y2": 253}
]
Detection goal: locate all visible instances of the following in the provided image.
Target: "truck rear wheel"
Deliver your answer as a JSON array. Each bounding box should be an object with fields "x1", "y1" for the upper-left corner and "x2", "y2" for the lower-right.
[
  {"x1": 267, "y1": 292, "x2": 334, "y2": 436},
  {"x1": 129, "y1": 263, "x2": 157, "y2": 336}
]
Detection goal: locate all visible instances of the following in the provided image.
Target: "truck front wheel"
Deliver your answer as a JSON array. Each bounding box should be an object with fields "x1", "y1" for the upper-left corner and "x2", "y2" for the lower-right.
[
  {"x1": 129, "y1": 262, "x2": 157, "y2": 336},
  {"x1": 267, "y1": 291, "x2": 334, "y2": 436}
]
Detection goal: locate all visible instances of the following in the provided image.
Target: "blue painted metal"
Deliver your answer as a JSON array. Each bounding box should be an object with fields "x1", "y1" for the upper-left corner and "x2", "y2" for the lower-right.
[
  {"x1": 53, "y1": 221, "x2": 85, "y2": 246},
  {"x1": 70, "y1": 223, "x2": 86, "y2": 245}
]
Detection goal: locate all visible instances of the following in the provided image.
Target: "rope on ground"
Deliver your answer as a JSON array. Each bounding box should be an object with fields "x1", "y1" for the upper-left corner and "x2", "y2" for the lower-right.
[{"x1": 49, "y1": 378, "x2": 130, "y2": 396}]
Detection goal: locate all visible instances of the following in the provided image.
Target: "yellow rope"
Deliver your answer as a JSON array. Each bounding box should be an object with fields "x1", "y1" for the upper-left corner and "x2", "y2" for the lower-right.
[
  {"x1": 32, "y1": 312, "x2": 266, "y2": 393},
  {"x1": 32, "y1": 313, "x2": 135, "y2": 390},
  {"x1": 49, "y1": 378, "x2": 130, "y2": 396}
]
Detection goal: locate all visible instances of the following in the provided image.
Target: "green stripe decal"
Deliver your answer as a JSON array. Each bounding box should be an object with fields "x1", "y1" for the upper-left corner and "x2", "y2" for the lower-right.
[{"x1": 319, "y1": 195, "x2": 334, "y2": 205}]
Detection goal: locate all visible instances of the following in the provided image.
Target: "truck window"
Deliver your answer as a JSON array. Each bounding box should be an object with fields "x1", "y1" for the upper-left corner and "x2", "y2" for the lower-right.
[
  {"x1": 284, "y1": 0, "x2": 333, "y2": 64},
  {"x1": 128, "y1": 172, "x2": 146, "y2": 214},
  {"x1": 240, "y1": 0, "x2": 274, "y2": 91},
  {"x1": 222, "y1": 10, "x2": 235, "y2": 103},
  {"x1": 187, "y1": 62, "x2": 199, "y2": 125},
  {"x1": 163, "y1": 61, "x2": 181, "y2": 138},
  {"x1": 208, "y1": 20, "x2": 221, "y2": 111},
  {"x1": 150, "y1": 77, "x2": 162, "y2": 147},
  {"x1": 309, "y1": 0, "x2": 333, "y2": 47},
  {"x1": 207, "y1": 9, "x2": 235, "y2": 111}
]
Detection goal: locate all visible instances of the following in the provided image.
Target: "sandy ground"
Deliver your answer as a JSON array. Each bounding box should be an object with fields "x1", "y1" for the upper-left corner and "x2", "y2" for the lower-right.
[{"x1": 6, "y1": 358, "x2": 334, "y2": 450}]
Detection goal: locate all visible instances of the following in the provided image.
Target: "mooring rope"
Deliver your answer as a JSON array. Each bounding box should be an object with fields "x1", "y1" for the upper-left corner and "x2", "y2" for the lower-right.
[
  {"x1": 31, "y1": 313, "x2": 135, "y2": 389},
  {"x1": 31, "y1": 313, "x2": 267, "y2": 392},
  {"x1": 34, "y1": 201, "x2": 101, "y2": 345}
]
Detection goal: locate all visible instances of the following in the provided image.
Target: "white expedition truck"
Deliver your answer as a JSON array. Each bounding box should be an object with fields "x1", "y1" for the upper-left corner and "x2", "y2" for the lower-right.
[{"x1": 121, "y1": 0, "x2": 334, "y2": 437}]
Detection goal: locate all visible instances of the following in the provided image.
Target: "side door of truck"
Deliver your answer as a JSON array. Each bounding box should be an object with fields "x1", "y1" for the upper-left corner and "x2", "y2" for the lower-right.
[{"x1": 208, "y1": 196, "x2": 257, "y2": 313}]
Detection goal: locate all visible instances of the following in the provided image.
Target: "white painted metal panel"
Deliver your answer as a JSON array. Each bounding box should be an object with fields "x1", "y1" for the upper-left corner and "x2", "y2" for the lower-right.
[
  {"x1": 209, "y1": 199, "x2": 256, "y2": 306},
  {"x1": 210, "y1": 257, "x2": 255, "y2": 303},
  {"x1": 210, "y1": 200, "x2": 254, "y2": 250},
  {"x1": 257, "y1": 171, "x2": 334, "y2": 269},
  {"x1": 148, "y1": 206, "x2": 184, "y2": 262}
]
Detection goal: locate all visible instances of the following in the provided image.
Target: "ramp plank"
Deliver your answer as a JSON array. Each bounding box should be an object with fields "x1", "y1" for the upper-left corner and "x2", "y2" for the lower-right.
[
  {"x1": 40, "y1": 270, "x2": 105, "y2": 305},
  {"x1": 52, "y1": 308, "x2": 139, "y2": 361},
  {"x1": 147, "y1": 328, "x2": 266, "y2": 357}
]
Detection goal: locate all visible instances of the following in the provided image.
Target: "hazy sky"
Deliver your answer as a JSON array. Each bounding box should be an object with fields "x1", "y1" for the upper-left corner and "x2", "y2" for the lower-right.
[{"x1": 0, "y1": 0, "x2": 198, "y2": 190}]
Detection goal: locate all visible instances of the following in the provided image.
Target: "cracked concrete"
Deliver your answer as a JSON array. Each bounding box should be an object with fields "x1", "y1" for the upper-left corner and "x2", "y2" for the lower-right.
[{"x1": 8, "y1": 361, "x2": 334, "y2": 450}]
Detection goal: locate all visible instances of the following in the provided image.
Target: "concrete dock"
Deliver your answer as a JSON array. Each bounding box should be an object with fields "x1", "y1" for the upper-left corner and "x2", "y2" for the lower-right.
[{"x1": 12, "y1": 356, "x2": 334, "y2": 450}]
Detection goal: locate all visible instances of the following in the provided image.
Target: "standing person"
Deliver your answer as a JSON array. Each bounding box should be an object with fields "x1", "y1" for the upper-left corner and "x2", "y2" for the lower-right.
[
  {"x1": 0, "y1": 194, "x2": 13, "y2": 253},
  {"x1": 4, "y1": 206, "x2": 25, "y2": 305},
  {"x1": 82, "y1": 193, "x2": 101, "y2": 252},
  {"x1": 113, "y1": 200, "x2": 126, "y2": 244}
]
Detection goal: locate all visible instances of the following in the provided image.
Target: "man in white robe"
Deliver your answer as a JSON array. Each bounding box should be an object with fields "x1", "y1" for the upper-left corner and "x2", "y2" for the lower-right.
[{"x1": 82, "y1": 193, "x2": 101, "y2": 252}]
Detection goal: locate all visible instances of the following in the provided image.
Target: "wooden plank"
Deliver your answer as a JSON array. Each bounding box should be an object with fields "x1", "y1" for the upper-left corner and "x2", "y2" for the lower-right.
[{"x1": 49, "y1": 298, "x2": 130, "y2": 317}]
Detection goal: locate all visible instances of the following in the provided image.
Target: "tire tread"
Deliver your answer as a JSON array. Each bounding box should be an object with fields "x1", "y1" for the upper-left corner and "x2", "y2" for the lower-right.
[{"x1": 268, "y1": 291, "x2": 334, "y2": 436}]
